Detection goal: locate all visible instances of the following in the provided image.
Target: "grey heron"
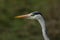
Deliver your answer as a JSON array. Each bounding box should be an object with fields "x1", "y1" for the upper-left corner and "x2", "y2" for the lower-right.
[{"x1": 15, "y1": 11, "x2": 50, "y2": 40}]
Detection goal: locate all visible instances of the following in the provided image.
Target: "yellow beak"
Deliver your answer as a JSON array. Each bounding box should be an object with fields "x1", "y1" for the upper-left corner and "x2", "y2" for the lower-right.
[{"x1": 15, "y1": 14, "x2": 28, "y2": 18}]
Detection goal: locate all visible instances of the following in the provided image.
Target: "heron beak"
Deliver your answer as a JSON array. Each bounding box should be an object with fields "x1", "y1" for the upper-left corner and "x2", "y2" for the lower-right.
[{"x1": 15, "y1": 14, "x2": 29, "y2": 18}]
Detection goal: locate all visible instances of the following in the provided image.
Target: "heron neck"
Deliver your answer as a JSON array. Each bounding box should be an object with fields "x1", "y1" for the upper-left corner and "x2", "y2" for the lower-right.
[{"x1": 37, "y1": 18, "x2": 49, "y2": 40}]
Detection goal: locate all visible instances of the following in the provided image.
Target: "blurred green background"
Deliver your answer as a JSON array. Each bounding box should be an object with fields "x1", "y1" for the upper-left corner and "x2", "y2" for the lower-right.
[{"x1": 0, "y1": 0, "x2": 60, "y2": 40}]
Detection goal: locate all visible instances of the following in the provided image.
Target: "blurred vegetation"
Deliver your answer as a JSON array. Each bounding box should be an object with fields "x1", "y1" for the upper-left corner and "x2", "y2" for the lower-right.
[{"x1": 0, "y1": 0, "x2": 60, "y2": 40}]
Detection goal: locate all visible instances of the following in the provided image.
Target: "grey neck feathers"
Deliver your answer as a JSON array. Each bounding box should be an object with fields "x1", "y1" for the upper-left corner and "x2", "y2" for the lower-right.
[{"x1": 37, "y1": 16, "x2": 50, "y2": 40}]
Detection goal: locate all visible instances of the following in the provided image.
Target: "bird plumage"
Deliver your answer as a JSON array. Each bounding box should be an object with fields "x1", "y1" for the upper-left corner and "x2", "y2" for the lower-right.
[{"x1": 15, "y1": 11, "x2": 50, "y2": 40}]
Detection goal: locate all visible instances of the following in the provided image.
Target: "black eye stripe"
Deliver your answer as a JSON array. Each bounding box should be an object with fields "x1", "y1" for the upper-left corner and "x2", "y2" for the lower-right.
[
  {"x1": 33, "y1": 12, "x2": 42, "y2": 15},
  {"x1": 31, "y1": 11, "x2": 45, "y2": 20},
  {"x1": 31, "y1": 12, "x2": 42, "y2": 16}
]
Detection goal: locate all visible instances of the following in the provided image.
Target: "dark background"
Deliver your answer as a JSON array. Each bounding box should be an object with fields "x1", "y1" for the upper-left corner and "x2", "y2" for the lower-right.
[{"x1": 0, "y1": 0, "x2": 60, "y2": 40}]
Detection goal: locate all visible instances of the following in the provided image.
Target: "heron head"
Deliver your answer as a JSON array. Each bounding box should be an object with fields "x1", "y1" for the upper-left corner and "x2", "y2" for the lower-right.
[{"x1": 15, "y1": 11, "x2": 42, "y2": 20}]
